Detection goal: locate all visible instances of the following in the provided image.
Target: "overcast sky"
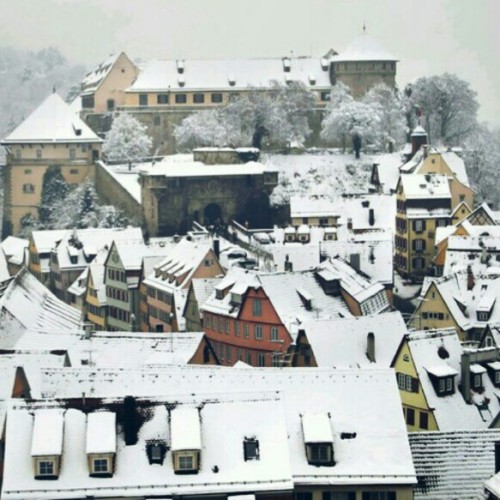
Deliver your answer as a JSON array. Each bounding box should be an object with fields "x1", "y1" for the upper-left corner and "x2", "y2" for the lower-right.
[{"x1": 1, "y1": 0, "x2": 499, "y2": 125}]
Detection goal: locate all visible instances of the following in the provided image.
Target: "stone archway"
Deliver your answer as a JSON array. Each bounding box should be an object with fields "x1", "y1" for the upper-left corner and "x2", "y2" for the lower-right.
[{"x1": 204, "y1": 203, "x2": 223, "y2": 227}]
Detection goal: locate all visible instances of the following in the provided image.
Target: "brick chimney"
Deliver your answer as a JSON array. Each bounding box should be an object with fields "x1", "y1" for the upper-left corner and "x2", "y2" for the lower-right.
[
  {"x1": 467, "y1": 265, "x2": 475, "y2": 291},
  {"x1": 411, "y1": 126, "x2": 428, "y2": 157}
]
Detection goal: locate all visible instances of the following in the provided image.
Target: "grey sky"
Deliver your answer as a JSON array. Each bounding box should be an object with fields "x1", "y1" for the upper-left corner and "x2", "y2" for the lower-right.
[{"x1": 1, "y1": 0, "x2": 499, "y2": 125}]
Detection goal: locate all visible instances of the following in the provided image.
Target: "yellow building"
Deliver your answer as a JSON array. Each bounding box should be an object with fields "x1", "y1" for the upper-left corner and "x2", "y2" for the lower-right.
[
  {"x1": 409, "y1": 268, "x2": 500, "y2": 342},
  {"x1": 392, "y1": 328, "x2": 500, "y2": 432},
  {"x1": 395, "y1": 174, "x2": 452, "y2": 279},
  {"x1": 1, "y1": 93, "x2": 102, "y2": 237}
]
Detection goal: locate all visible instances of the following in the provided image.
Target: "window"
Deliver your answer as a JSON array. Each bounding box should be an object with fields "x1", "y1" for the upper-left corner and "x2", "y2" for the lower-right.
[
  {"x1": 296, "y1": 493, "x2": 313, "y2": 500},
  {"x1": 412, "y1": 257, "x2": 426, "y2": 270},
  {"x1": 258, "y1": 352, "x2": 265, "y2": 366},
  {"x1": 193, "y1": 93, "x2": 205, "y2": 104},
  {"x1": 154, "y1": 115, "x2": 161, "y2": 126},
  {"x1": 226, "y1": 345, "x2": 232, "y2": 362},
  {"x1": 211, "y1": 93, "x2": 223, "y2": 103},
  {"x1": 107, "y1": 99, "x2": 115, "y2": 111},
  {"x1": 396, "y1": 372, "x2": 419, "y2": 393},
  {"x1": 320, "y1": 91, "x2": 331, "y2": 101},
  {"x1": 254, "y1": 325, "x2": 263, "y2": 340},
  {"x1": 406, "y1": 407, "x2": 415, "y2": 426},
  {"x1": 472, "y1": 374, "x2": 482, "y2": 389},
  {"x1": 413, "y1": 219, "x2": 426, "y2": 233},
  {"x1": 139, "y1": 94, "x2": 148, "y2": 106},
  {"x1": 413, "y1": 239, "x2": 426, "y2": 252},
  {"x1": 175, "y1": 94, "x2": 187, "y2": 104},
  {"x1": 478, "y1": 311, "x2": 489, "y2": 321},
  {"x1": 16, "y1": 149, "x2": 22, "y2": 159},
  {"x1": 82, "y1": 95, "x2": 95, "y2": 108},
  {"x1": 70, "y1": 168, "x2": 79, "y2": 175},
  {"x1": 157, "y1": 94, "x2": 169, "y2": 104},
  {"x1": 178, "y1": 455, "x2": 194, "y2": 470},
  {"x1": 302, "y1": 217, "x2": 308, "y2": 224},
  {"x1": 322, "y1": 492, "x2": 356, "y2": 500},
  {"x1": 36, "y1": 149, "x2": 42, "y2": 159},
  {"x1": 271, "y1": 326, "x2": 279, "y2": 341},
  {"x1": 23, "y1": 183, "x2": 35, "y2": 194},
  {"x1": 253, "y1": 298, "x2": 262, "y2": 316},
  {"x1": 361, "y1": 493, "x2": 396, "y2": 500},
  {"x1": 38, "y1": 460, "x2": 55, "y2": 476},
  {"x1": 24, "y1": 168, "x2": 32, "y2": 174},
  {"x1": 459, "y1": 194, "x2": 466, "y2": 202},
  {"x1": 243, "y1": 438, "x2": 260, "y2": 460},
  {"x1": 243, "y1": 324, "x2": 249, "y2": 338},
  {"x1": 307, "y1": 443, "x2": 333, "y2": 465},
  {"x1": 235, "y1": 321, "x2": 240, "y2": 336},
  {"x1": 225, "y1": 319, "x2": 230, "y2": 334},
  {"x1": 93, "y1": 458, "x2": 109, "y2": 473},
  {"x1": 420, "y1": 411, "x2": 429, "y2": 429}
]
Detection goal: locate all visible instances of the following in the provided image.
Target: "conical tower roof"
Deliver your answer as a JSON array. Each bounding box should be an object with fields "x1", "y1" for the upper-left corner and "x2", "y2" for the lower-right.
[
  {"x1": 2, "y1": 93, "x2": 101, "y2": 144},
  {"x1": 333, "y1": 31, "x2": 398, "y2": 62}
]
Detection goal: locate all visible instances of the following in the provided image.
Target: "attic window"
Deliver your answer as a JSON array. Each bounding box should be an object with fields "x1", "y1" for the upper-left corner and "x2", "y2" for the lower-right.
[
  {"x1": 230, "y1": 292, "x2": 242, "y2": 305},
  {"x1": 243, "y1": 437, "x2": 260, "y2": 461},
  {"x1": 147, "y1": 442, "x2": 167, "y2": 465},
  {"x1": 302, "y1": 412, "x2": 335, "y2": 467},
  {"x1": 215, "y1": 289, "x2": 224, "y2": 300}
]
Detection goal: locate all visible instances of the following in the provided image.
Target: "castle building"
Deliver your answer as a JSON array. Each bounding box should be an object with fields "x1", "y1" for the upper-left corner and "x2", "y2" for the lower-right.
[
  {"x1": 0, "y1": 93, "x2": 102, "y2": 237},
  {"x1": 80, "y1": 31, "x2": 398, "y2": 154}
]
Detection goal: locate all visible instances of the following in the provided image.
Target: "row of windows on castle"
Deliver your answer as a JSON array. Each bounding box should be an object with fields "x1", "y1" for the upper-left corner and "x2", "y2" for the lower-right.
[{"x1": 15, "y1": 143, "x2": 92, "y2": 160}]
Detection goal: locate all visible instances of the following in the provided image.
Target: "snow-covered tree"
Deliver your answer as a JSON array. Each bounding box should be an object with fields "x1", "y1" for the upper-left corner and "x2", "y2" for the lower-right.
[
  {"x1": 463, "y1": 124, "x2": 500, "y2": 207},
  {"x1": 408, "y1": 74, "x2": 479, "y2": 145},
  {"x1": 174, "y1": 82, "x2": 315, "y2": 150},
  {"x1": 38, "y1": 166, "x2": 69, "y2": 225},
  {"x1": 362, "y1": 83, "x2": 406, "y2": 151},
  {"x1": 103, "y1": 113, "x2": 153, "y2": 169},
  {"x1": 321, "y1": 98, "x2": 380, "y2": 157}
]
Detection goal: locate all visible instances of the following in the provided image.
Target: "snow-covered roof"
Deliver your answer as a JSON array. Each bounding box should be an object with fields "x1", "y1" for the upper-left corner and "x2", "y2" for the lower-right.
[
  {"x1": 202, "y1": 268, "x2": 353, "y2": 335},
  {"x1": 0, "y1": 269, "x2": 83, "y2": 347},
  {"x1": 127, "y1": 56, "x2": 331, "y2": 92},
  {"x1": 98, "y1": 161, "x2": 142, "y2": 203},
  {"x1": 13, "y1": 329, "x2": 206, "y2": 369},
  {"x1": 400, "y1": 174, "x2": 451, "y2": 200},
  {"x1": 410, "y1": 429, "x2": 500, "y2": 499},
  {"x1": 439, "y1": 151, "x2": 470, "y2": 187},
  {"x1": 20, "y1": 366, "x2": 416, "y2": 492},
  {"x1": 81, "y1": 53, "x2": 122, "y2": 95},
  {"x1": 86, "y1": 412, "x2": 116, "y2": 454},
  {"x1": 331, "y1": 32, "x2": 397, "y2": 62},
  {"x1": 190, "y1": 277, "x2": 224, "y2": 310},
  {"x1": 420, "y1": 270, "x2": 500, "y2": 331},
  {"x1": 31, "y1": 229, "x2": 71, "y2": 254},
  {"x1": 31, "y1": 409, "x2": 64, "y2": 456},
  {"x1": 171, "y1": 407, "x2": 201, "y2": 451},
  {"x1": 2, "y1": 93, "x2": 102, "y2": 144},
  {"x1": 3, "y1": 393, "x2": 293, "y2": 499},
  {"x1": 54, "y1": 227, "x2": 144, "y2": 271},
  {"x1": 405, "y1": 328, "x2": 500, "y2": 429},
  {"x1": 301, "y1": 311, "x2": 407, "y2": 368},
  {"x1": 1, "y1": 236, "x2": 28, "y2": 266},
  {"x1": 290, "y1": 193, "x2": 396, "y2": 232},
  {"x1": 301, "y1": 412, "x2": 333, "y2": 443},
  {"x1": 139, "y1": 155, "x2": 269, "y2": 178}
]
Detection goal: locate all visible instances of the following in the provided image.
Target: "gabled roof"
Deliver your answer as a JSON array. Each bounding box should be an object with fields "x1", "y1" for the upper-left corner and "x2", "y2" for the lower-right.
[
  {"x1": 26, "y1": 366, "x2": 416, "y2": 488},
  {"x1": 0, "y1": 269, "x2": 83, "y2": 347},
  {"x1": 127, "y1": 56, "x2": 332, "y2": 93},
  {"x1": 400, "y1": 173, "x2": 451, "y2": 200},
  {"x1": 404, "y1": 329, "x2": 500, "y2": 429},
  {"x1": 2, "y1": 93, "x2": 101, "y2": 144},
  {"x1": 410, "y1": 429, "x2": 500, "y2": 499},
  {"x1": 331, "y1": 32, "x2": 398, "y2": 62},
  {"x1": 420, "y1": 271, "x2": 500, "y2": 331},
  {"x1": 301, "y1": 311, "x2": 407, "y2": 368},
  {"x1": 81, "y1": 53, "x2": 122, "y2": 95}
]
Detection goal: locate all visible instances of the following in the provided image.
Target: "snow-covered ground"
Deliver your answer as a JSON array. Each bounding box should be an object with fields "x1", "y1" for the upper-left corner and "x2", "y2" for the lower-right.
[
  {"x1": 102, "y1": 150, "x2": 403, "y2": 208},
  {"x1": 264, "y1": 150, "x2": 402, "y2": 206}
]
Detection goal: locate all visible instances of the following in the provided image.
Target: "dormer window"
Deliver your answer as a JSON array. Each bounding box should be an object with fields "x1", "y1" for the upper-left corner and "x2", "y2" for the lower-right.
[
  {"x1": 426, "y1": 365, "x2": 458, "y2": 397},
  {"x1": 171, "y1": 407, "x2": 201, "y2": 474},
  {"x1": 301, "y1": 412, "x2": 335, "y2": 467},
  {"x1": 470, "y1": 364, "x2": 486, "y2": 391},
  {"x1": 31, "y1": 409, "x2": 64, "y2": 480},
  {"x1": 230, "y1": 292, "x2": 242, "y2": 305},
  {"x1": 146, "y1": 441, "x2": 167, "y2": 465},
  {"x1": 487, "y1": 362, "x2": 500, "y2": 387},
  {"x1": 477, "y1": 295, "x2": 495, "y2": 322},
  {"x1": 86, "y1": 412, "x2": 116, "y2": 478},
  {"x1": 243, "y1": 437, "x2": 260, "y2": 461},
  {"x1": 215, "y1": 289, "x2": 224, "y2": 300}
]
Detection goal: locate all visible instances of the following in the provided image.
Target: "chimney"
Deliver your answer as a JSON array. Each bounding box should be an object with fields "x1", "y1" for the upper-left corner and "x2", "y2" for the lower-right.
[
  {"x1": 347, "y1": 218, "x2": 353, "y2": 230},
  {"x1": 284, "y1": 254, "x2": 293, "y2": 272},
  {"x1": 367, "y1": 332, "x2": 375, "y2": 363},
  {"x1": 368, "y1": 208, "x2": 375, "y2": 227},
  {"x1": 213, "y1": 238, "x2": 220, "y2": 259},
  {"x1": 349, "y1": 253, "x2": 360, "y2": 272},
  {"x1": 481, "y1": 246, "x2": 488, "y2": 264},
  {"x1": 411, "y1": 126, "x2": 428, "y2": 157},
  {"x1": 467, "y1": 265, "x2": 475, "y2": 291}
]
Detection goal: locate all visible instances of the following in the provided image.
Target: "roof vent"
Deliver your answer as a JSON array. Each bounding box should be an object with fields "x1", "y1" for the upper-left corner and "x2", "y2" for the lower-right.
[
  {"x1": 228, "y1": 74, "x2": 236, "y2": 86},
  {"x1": 320, "y1": 58, "x2": 329, "y2": 71},
  {"x1": 176, "y1": 59, "x2": 185, "y2": 74},
  {"x1": 283, "y1": 57, "x2": 291, "y2": 72},
  {"x1": 178, "y1": 75, "x2": 185, "y2": 87},
  {"x1": 308, "y1": 73, "x2": 316, "y2": 85}
]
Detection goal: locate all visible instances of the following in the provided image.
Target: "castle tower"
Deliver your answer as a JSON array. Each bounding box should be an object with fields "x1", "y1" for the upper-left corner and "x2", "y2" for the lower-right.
[
  {"x1": 330, "y1": 29, "x2": 398, "y2": 98},
  {"x1": 1, "y1": 93, "x2": 102, "y2": 237}
]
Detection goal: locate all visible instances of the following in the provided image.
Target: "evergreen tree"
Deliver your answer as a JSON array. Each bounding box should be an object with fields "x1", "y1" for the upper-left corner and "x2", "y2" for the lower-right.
[{"x1": 38, "y1": 166, "x2": 69, "y2": 226}]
